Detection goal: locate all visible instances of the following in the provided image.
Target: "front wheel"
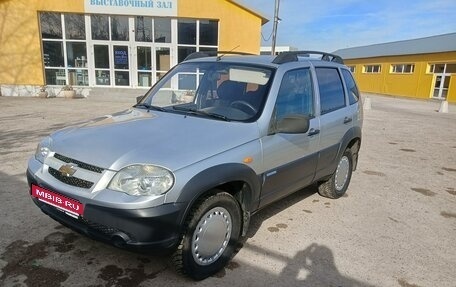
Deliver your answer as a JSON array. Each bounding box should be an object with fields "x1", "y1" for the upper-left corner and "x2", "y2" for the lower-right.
[
  {"x1": 318, "y1": 149, "x2": 353, "y2": 199},
  {"x1": 172, "y1": 192, "x2": 242, "y2": 280}
]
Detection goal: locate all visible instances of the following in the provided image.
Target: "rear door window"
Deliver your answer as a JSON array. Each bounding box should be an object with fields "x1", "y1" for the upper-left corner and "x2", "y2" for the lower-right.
[{"x1": 315, "y1": 68, "x2": 346, "y2": 115}]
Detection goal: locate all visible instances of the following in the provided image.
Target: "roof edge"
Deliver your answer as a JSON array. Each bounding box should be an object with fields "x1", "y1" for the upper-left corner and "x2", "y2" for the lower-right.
[
  {"x1": 228, "y1": 0, "x2": 270, "y2": 25},
  {"x1": 339, "y1": 32, "x2": 456, "y2": 52},
  {"x1": 333, "y1": 32, "x2": 456, "y2": 60}
]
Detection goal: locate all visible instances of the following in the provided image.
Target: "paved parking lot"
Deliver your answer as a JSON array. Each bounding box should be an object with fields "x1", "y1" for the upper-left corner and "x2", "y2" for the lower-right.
[{"x1": 0, "y1": 92, "x2": 455, "y2": 286}]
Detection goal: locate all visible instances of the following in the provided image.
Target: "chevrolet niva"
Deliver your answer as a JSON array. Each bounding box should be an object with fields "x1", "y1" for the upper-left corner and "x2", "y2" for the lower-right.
[{"x1": 27, "y1": 51, "x2": 362, "y2": 280}]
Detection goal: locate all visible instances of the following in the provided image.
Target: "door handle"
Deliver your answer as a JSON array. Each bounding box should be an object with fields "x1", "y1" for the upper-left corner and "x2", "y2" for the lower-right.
[
  {"x1": 344, "y1": 117, "x2": 352, "y2": 124},
  {"x1": 308, "y1": 128, "x2": 320, "y2": 136}
]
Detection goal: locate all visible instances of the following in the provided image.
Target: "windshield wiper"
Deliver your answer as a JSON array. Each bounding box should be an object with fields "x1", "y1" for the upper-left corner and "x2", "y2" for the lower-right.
[
  {"x1": 134, "y1": 103, "x2": 167, "y2": 112},
  {"x1": 172, "y1": 106, "x2": 230, "y2": 121}
]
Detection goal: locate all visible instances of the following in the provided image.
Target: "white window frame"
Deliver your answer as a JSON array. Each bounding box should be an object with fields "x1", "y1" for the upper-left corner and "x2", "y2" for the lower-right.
[
  {"x1": 391, "y1": 64, "x2": 415, "y2": 74},
  {"x1": 41, "y1": 13, "x2": 90, "y2": 87},
  {"x1": 363, "y1": 65, "x2": 381, "y2": 74}
]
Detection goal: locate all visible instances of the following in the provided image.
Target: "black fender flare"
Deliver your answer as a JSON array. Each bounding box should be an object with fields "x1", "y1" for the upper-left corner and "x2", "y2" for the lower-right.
[
  {"x1": 337, "y1": 126, "x2": 362, "y2": 169},
  {"x1": 175, "y1": 163, "x2": 262, "y2": 230}
]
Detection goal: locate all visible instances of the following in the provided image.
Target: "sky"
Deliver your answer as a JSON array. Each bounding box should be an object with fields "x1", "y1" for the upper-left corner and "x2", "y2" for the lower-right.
[{"x1": 244, "y1": 0, "x2": 456, "y2": 52}]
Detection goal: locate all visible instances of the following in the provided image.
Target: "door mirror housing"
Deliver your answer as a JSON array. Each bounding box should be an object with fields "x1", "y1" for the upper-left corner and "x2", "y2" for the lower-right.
[
  {"x1": 136, "y1": 95, "x2": 145, "y2": 103},
  {"x1": 275, "y1": 115, "x2": 310, "y2": 134}
]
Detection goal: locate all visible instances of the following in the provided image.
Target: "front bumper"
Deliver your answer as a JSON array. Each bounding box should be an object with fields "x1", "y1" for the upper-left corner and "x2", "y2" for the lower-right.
[{"x1": 27, "y1": 169, "x2": 185, "y2": 250}]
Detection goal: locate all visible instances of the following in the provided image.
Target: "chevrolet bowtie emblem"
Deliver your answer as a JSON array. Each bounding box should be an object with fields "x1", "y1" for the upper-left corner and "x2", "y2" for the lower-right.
[{"x1": 58, "y1": 163, "x2": 77, "y2": 177}]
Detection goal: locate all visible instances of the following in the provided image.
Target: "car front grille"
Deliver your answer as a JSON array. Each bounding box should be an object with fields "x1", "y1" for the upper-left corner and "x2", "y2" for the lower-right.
[
  {"x1": 49, "y1": 167, "x2": 94, "y2": 189},
  {"x1": 54, "y1": 153, "x2": 104, "y2": 173}
]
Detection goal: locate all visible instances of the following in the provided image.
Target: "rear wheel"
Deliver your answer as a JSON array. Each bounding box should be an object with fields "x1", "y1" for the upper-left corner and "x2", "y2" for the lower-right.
[
  {"x1": 318, "y1": 149, "x2": 353, "y2": 199},
  {"x1": 172, "y1": 192, "x2": 242, "y2": 280}
]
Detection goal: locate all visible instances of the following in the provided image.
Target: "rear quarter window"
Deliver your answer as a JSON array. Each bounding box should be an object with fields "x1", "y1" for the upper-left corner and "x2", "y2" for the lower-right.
[{"x1": 341, "y1": 69, "x2": 360, "y2": 105}]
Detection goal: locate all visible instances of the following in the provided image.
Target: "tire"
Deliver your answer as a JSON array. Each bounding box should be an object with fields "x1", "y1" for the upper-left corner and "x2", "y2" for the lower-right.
[
  {"x1": 172, "y1": 191, "x2": 242, "y2": 280},
  {"x1": 318, "y1": 149, "x2": 353, "y2": 199}
]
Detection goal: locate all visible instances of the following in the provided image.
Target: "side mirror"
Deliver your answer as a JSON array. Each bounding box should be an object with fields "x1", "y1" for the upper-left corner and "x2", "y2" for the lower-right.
[
  {"x1": 136, "y1": 95, "x2": 144, "y2": 103},
  {"x1": 275, "y1": 115, "x2": 310, "y2": 134}
]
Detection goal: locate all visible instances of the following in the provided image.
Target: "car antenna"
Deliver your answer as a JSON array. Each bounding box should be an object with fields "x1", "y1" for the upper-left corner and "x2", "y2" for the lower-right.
[{"x1": 217, "y1": 45, "x2": 240, "y2": 61}]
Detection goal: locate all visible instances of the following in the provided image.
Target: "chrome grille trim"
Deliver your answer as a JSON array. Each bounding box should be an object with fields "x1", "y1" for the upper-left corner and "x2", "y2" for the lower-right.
[{"x1": 54, "y1": 153, "x2": 104, "y2": 173}]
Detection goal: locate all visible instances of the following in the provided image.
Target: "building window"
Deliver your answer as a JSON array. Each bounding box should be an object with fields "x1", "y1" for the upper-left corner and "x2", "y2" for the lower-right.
[
  {"x1": 363, "y1": 65, "x2": 381, "y2": 73},
  {"x1": 154, "y1": 18, "x2": 171, "y2": 43},
  {"x1": 347, "y1": 66, "x2": 355, "y2": 73},
  {"x1": 177, "y1": 19, "x2": 218, "y2": 63},
  {"x1": 40, "y1": 12, "x2": 88, "y2": 86},
  {"x1": 43, "y1": 41, "x2": 64, "y2": 67},
  {"x1": 65, "y1": 14, "x2": 86, "y2": 40},
  {"x1": 178, "y1": 20, "x2": 196, "y2": 45},
  {"x1": 429, "y1": 63, "x2": 456, "y2": 74},
  {"x1": 91, "y1": 15, "x2": 109, "y2": 40},
  {"x1": 111, "y1": 16, "x2": 129, "y2": 41},
  {"x1": 135, "y1": 16, "x2": 153, "y2": 42},
  {"x1": 391, "y1": 64, "x2": 414, "y2": 74},
  {"x1": 40, "y1": 12, "x2": 62, "y2": 39},
  {"x1": 199, "y1": 20, "x2": 218, "y2": 46}
]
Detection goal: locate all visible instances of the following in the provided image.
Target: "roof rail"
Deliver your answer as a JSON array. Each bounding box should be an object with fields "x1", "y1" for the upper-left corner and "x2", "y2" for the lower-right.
[
  {"x1": 272, "y1": 51, "x2": 344, "y2": 64},
  {"x1": 184, "y1": 51, "x2": 255, "y2": 61}
]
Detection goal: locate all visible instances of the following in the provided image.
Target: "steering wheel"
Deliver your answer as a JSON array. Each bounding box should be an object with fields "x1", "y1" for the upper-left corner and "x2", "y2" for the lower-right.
[{"x1": 230, "y1": 100, "x2": 257, "y2": 115}]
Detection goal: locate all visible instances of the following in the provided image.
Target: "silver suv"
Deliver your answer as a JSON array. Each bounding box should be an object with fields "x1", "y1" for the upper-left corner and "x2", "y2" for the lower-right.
[{"x1": 27, "y1": 51, "x2": 362, "y2": 280}]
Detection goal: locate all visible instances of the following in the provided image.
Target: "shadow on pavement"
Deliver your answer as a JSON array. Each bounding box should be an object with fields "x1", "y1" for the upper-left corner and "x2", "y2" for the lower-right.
[{"x1": 240, "y1": 242, "x2": 376, "y2": 287}]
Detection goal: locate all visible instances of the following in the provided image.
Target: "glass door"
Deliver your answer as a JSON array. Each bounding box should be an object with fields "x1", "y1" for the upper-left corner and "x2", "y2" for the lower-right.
[
  {"x1": 137, "y1": 46, "x2": 152, "y2": 87},
  {"x1": 94, "y1": 44, "x2": 111, "y2": 86},
  {"x1": 155, "y1": 47, "x2": 171, "y2": 82},
  {"x1": 113, "y1": 45, "x2": 130, "y2": 86},
  {"x1": 433, "y1": 75, "x2": 450, "y2": 99}
]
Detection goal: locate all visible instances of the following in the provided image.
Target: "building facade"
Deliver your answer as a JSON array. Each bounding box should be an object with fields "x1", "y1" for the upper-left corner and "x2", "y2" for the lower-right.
[
  {"x1": 334, "y1": 33, "x2": 456, "y2": 103},
  {"x1": 0, "y1": 0, "x2": 267, "y2": 96}
]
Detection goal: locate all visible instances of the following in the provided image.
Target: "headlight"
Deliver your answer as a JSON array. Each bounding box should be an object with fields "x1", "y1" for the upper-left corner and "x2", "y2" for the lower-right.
[
  {"x1": 108, "y1": 165, "x2": 174, "y2": 196},
  {"x1": 35, "y1": 137, "x2": 52, "y2": 163}
]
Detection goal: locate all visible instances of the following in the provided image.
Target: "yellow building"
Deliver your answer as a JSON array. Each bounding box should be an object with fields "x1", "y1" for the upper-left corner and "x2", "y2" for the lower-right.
[
  {"x1": 334, "y1": 33, "x2": 456, "y2": 103},
  {"x1": 0, "y1": 0, "x2": 267, "y2": 96}
]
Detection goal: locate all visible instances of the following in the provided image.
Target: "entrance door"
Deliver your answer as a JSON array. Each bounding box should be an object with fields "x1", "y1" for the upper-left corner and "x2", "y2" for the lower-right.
[
  {"x1": 135, "y1": 45, "x2": 171, "y2": 87},
  {"x1": 431, "y1": 63, "x2": 456, "y2": 100},
  {"x1": 433, "y1": 75, "x2": 450, "y2": 99},
  {"x1": 113, "y1": 45, "x2": 130, "y2": 86}
]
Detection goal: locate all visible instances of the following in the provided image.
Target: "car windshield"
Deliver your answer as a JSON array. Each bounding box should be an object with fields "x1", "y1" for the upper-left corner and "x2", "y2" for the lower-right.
[{"x1": 139, "y1": 62, "x2": 274, "y2": 121}]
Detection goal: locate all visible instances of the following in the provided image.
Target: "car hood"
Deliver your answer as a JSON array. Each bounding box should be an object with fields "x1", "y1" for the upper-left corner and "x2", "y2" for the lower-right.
[{"x1": 50, "y1": 108, "x2": 260, "y2": 171}]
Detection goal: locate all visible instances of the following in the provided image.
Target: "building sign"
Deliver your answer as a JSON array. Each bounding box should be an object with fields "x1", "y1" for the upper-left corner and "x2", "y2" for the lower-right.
[
  {"x1": 85, "y1": 0, "x2": 177, "y2": 16},
  {"x1": 114, "y1": 49, "x2": 128, "y2": 67}
]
